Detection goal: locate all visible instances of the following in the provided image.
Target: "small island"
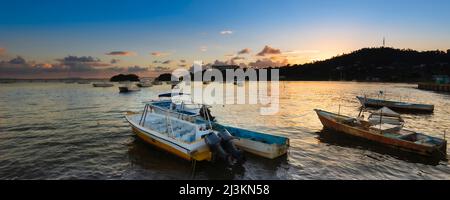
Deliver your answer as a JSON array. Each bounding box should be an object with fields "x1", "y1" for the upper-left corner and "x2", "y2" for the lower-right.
[
  {"x1": 110, "y1": 74, "x2": 140, "y2": 82},
  {"x1": 155, "y1": 73, "x2": 179, "y2": 82}
]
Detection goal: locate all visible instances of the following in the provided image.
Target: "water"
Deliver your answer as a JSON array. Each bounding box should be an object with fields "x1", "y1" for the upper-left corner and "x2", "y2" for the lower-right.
[{"x1": 1, "y1": 81, "x2": 449, "y2": 180}]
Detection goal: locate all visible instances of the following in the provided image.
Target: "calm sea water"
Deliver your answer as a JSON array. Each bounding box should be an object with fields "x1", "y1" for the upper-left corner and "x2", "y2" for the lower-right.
[{"x1": 1, "y1": 81, "x2": 450, "y2": 180}]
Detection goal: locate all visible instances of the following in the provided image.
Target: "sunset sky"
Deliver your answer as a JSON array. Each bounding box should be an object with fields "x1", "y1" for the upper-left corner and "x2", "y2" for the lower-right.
[{"x1": 1, "y1": 0, "x2": 450, "y2": 78}]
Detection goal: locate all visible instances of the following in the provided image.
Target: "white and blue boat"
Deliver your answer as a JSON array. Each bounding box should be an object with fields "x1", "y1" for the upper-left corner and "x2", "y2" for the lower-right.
[{"x1": 147, "y1": 92, "x2": 290, "y2": 159}]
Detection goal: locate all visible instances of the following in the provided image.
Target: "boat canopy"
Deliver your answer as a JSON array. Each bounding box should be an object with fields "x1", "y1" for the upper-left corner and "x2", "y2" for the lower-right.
[
  {"x1": 158, "y1": 92, "x2": 188, "y2": 97},
  {"x1": 370, "y1": 107, "x2": 400, "y2": 117}
]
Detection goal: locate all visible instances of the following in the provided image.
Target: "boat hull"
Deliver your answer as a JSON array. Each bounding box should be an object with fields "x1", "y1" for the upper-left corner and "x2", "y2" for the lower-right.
[
  {"x1": 119, "y1": 86, "x2": 140, "y2": 93},
  {"x1": 137, "y1": 84, "x2": 152, "y2": 87},
  {"x1": 356, "y1": 96, "x2": 434, "y2": 113},
  {"x1": 315, "y1": 110, "x2": 446, "y2": 158},
  {"x1": 233, "y1": 138, "x2": 288, "y2": 159},
  {"x1": 213, "y1": 123, "x2": 289, "y2": 159},
  {"x1": 93, "y1": 83, "x2": 113, "y2": 87}
]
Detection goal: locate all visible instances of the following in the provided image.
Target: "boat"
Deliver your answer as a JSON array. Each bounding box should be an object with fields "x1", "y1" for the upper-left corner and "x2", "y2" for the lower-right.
[
  {"x1": 119, "y1": 83, "x2": 141, "y2": 93},
  {"x1": 314, "y1": 109, "x2": 447, "y2": 159},
  {"x1": 77, "y1": 80, "x2": 91, "y2": 84},
  {"x1": 0, "y1": 80, "x2": 16, "y2": 84},
  {"x1": 356, "y1": 96, "x2": 434, "y2": 113},
  {"x1": 149, "y1": 92, "x2": 290, "y2": 159},
  {"x1": 137, "y1": 81, "x2": 153, "y2": 88},
  {"x1": 92, "y1": 82, "x2": 114, "y2": 87},
  {"x1": 125, "y1": 102, "x2": 244, "y2": 164},
  {"x1": 233, "y1": 80, "x2": 244, "y2": 86},
  {"x1": 152, "y1": 80, "x2": 163, "y2": 85},
  {"x1": 64, "y1": 80, "x2": 76, "y2": 84},
  {"x1": 212, "y1": 123, "x2": 289, "y2": 159}
]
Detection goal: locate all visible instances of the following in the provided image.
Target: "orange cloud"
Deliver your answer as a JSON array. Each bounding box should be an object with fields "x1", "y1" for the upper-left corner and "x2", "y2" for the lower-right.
[
  {"x1": 0, "y1": 47, "x2": 5, "y2": 55},
  {"x1": 151, "y1": 52, "x2": 171, "y2": 57},
  {"x1": 238, "y1": 48, "x2": 251, "y2": 54},
  {"x1": 39, "y1": 63, "x2": 53, "y2": 69},
  {"x1": 257, "y1": 45, "x2": 281, "y2": 56}
]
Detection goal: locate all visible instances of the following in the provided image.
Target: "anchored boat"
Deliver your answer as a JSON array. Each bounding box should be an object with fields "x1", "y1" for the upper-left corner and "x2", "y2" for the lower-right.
[
  {"x1": 315, "y1": 109, "x2": 447, "y2": 159},
  {"x1": 137, "y1": 81, "x2": 153, "y2": 88},
  {"x1": 125, "y1": 102, "x2": 244, "y2": 164},
  {"x1": 119, "y1": 83, "x2": 141, "y2": 93},
  {"x1": 145, "y1": 92, "x2": 290, "y2": 159},
  {"x1": 356, "y1": 96, "x2": 434, "y2": 113},
  {"x1": 92, "y1": 82, "x2": 114, "y2": 87},
  {"x1": 213, "y1": 123, "x2": 289, "y2": 159}
]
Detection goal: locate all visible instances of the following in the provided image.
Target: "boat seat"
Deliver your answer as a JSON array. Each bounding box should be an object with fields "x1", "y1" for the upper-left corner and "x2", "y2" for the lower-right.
[{"x1": 181, "y1": 132, "x2": 196, "y2": 143}]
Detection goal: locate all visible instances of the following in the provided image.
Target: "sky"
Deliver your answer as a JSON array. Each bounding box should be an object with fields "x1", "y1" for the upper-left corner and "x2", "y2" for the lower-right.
[{"x1": 1, "y1": 0, "x2": 450, "y2": 78}]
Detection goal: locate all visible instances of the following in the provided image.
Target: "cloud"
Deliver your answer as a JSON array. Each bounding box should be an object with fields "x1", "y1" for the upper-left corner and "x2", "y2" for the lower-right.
[
  {"x1": 162, "y1": 60, "x2": 172, "y2": 64},
  {"x1": 178, "y1": 64, "x2": 187, "y2": 67},
  {"x1": 8, "y1": 56, "x2": 27, "y2": 64},
  {"x1": 0, "y1": 55, "x2": 158, "y2": 78},
  {"x1": 237, "y1": 62, "x2": 248, "y2": 68},
  {"x1": 179, "y1": 59, "x2": 186, "y2": 63},
  {"x1": 127, "y1": 66, "x2": 148, "y2": 73},
  {"x1": 248, "y1": 58, "x2": 287, "y2": 68},
  {"x1": 151, "y1": 52, "x2": 171, "y2": 57},
  {"x1": 0, "y1": 56, "x2": 65, "y2": 74},
  {"x1": 55, "y1": 55, "x2": 110, "y2": 72},
  {"x1": 153, "y1": 60, "x2": 160, "y2": 64},
  {"x1": 0, "y1": 48, "x2": 5, "y2": 55},
  {"x1": 152, "y1": 66, "x2": 171, "y2": 72},
  {"x1": 200, "y1": 46, "x2": 208, "y2": 52},
  {"x1": 58, "y1": 55, "x2": 100, "y2": 63},
  {"x1": 238, "y1": 48, "x2": 251, "y2": 54},
  {"x1": 220, "y1": 30, "x2": 233, "y2": 35},
  {"x1": 257, "y1": 45, "x2": 281, "y2": 56},
  {"x1": 110, "y1": 59, "x2": 120, "y2": 64},
  {"x1": 231, "y1": 56, "x2": 245, "y2": 63},
  {"x1": 106, "y1": 51, "x2": 136, "y2": 56}
]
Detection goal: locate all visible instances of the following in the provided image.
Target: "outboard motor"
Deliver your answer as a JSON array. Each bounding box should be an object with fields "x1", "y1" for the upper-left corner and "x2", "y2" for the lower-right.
[
  {"x1": 204, "y1": 132, "x2": 230, "y2": 162},
  {"x1": 218, "y1": 130, "x2": 245, "y2": 163},
  {"x1": 204, "y1": 131, "x2": 244, "y2": 166}
]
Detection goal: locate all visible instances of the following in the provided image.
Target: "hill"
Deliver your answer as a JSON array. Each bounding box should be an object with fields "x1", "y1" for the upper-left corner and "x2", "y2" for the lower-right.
[
  {"x1": 279, "y1": 47, "x2": 450, "y2": 82},
  {"x1": 110, "y1": 74, "x2": 140, "y2": 82}
]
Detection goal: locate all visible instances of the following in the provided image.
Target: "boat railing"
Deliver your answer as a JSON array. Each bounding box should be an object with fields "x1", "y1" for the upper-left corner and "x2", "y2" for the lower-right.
[
  {"x1": 139, "y1": 104, "x2": 197, "y2": 139},
  {"x1": 150, "y1": 104, "x2": 198, "y2": 122}
]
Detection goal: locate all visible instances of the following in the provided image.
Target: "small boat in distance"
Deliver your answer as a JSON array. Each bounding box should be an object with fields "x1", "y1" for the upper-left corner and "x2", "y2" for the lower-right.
[
  {"x1": 119, "y1": 83, "x2": 140, "y2": 93},
  {"x1": 152, "y1": 80, "x2": 163, "y2": 85},
  {"x1": 77, "y1": 80, "x2": 91, "y2": 84},
  {"x1": 233, "y1": 80, "x2": 244, "y2": 86},
  {"x1": 314, "y1": 109, "x2": 447, "y2": 159},
  {"x1": 92, "y1": 82, "x2": 114, "y2": 87},
  {"x1": 356, "y1": 96, "x2": 434, "y2": 113},
  {"x1": 137, "y1": 81, "x2": 152, "y2": 87},
  {"x1": 64, "y1": 80, "x2": 76, "y2": 84}
]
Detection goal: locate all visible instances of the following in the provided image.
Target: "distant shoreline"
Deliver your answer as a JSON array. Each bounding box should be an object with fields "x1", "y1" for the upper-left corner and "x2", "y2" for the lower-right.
[{"x1": 0, "y1": 78, "x2": 426, "y2": 85}]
